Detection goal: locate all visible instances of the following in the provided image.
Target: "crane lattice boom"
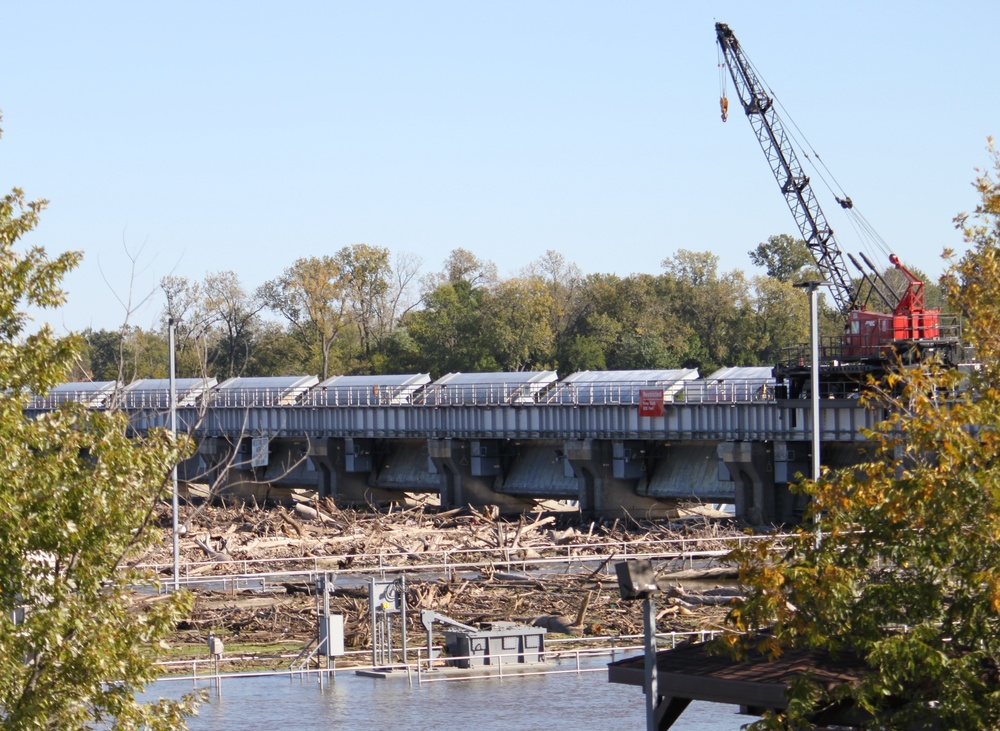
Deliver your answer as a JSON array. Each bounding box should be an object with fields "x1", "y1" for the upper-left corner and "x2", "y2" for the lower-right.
[{"x1": 715, "y1": 22, "x2": 857, "y2": 316}]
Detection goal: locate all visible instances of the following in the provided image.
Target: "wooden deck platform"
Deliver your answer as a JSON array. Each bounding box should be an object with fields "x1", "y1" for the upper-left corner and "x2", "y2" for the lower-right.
[{"x1": 608, "y1": 641, "x2": 867, "y2": 729}]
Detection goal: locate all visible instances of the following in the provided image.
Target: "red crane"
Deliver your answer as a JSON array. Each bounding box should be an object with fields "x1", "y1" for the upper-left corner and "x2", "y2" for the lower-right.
[{"x1": 714, "y1": 22, "x2": 957, "y2": 393}]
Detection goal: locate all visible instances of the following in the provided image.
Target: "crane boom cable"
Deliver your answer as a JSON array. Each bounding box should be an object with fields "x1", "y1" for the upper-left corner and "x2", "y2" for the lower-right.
[
  {"x1": 737, "y1": 48, "x2": 898, "y2": 270},
  {"x1": 737, "y1": 49, "x2": 847, "y2": 201},
  {"x1": 837, "y1": 200, "x2": 894, "y2": 265},
  {"x1": 842, "y1": 211, "x2": 885, "y2": 269},
  {"x1": 767, "y1": 86, "x2": 850, "y2": 202},
  {"x1": 850, "y1": 209, "x2": 893, "y2": 259},
  {"x1": 749, "y1": 61, "x2": 897, "y2": 267},
  {"x1": 716, "y1": 20, "x2": 954, "y2": 396}
]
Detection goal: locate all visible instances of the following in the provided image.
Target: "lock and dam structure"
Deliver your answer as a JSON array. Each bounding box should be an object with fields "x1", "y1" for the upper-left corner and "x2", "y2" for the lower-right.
[{"x1": 29, "y1": 368, "x2": 881, "y2": 525}]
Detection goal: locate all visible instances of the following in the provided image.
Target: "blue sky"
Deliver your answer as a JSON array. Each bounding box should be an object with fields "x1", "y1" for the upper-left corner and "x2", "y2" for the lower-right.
[{"x1": 1, "y1": 1, "x2": 996, "y2": 333}]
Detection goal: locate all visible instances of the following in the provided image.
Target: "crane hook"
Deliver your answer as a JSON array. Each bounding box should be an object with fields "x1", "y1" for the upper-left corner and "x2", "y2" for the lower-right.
[{"x1": 720, "y1": 95, "x2": 729, "y2": 122}]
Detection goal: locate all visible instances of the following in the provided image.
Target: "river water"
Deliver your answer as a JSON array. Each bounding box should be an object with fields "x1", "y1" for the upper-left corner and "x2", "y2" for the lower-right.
[{"x1": 149, "y1": 656, "x2": 747, "y2": 730}]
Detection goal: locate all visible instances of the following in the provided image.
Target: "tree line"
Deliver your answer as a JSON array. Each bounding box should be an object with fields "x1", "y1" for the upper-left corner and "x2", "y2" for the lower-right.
[{"x1": 75, "y1": 235, "x2": 944, "y2": 383}]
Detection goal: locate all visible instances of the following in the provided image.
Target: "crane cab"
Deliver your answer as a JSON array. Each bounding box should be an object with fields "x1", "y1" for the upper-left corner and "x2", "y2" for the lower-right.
[{"x1": 844, "y1": 308, "x2": 944, "y2": 359}]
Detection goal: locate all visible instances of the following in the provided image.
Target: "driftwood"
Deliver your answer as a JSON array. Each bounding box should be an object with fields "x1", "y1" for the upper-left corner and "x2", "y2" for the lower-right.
[
  {"x1": 659, "y1": 566, "x2": 739, "y2": 580},
  {"x1": 573, "y1": 590, "x2": 592, "y2": 628},
  {"x1": 194, "y1": 535, "x2": 232, "y2": 561},
  {"x1": 293, "y1": 501, "x2": 339, "y2": 525},
  {"x1": 510, "y1": 514, "x2": 556, "y2": 549},
  {"x1": 278, "y1": 509, "x2": 305, "y2": 537},
  {"x1": 667, "y1": 584, "x2": 744, "y2": 606}
]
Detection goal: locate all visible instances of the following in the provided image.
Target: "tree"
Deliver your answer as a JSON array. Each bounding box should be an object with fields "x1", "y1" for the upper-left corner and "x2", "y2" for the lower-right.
[
  {"x1": 421, "y1": 247, "x2": 498, "y2": 292},
  {"x1": 748, "y1": 233, "x2": 817, "y2": 282},
  {"x1": 662, "y1": 250, "x2": 747, "y2": 371},
  {"x1": 259, "y1": 256, "x2": 348, "y2": 379},
  {"x1": 365, "y1": 250, "x2": 421, "y2": 367},
  {"x1": 556, "y1": 273, "x2": 689, "y2": 374},
  {"x1": 201, "y1": 270, "x2": 264, "y2": 378},
  {"x1": 243, "y1": 320, "x2": 313, "y2": 376},
  {"x1": 337, "y1": 243, "x2": 391, "y2": 359},
  {"x1": 735, "y1": 275, "x2": 811, "y2": 367},
  {"x1": 480, "y1": 276, "x2": 556, "y2": 372},
  {"x1": 0, "y1": 159, "x2": 198, "y2": 725},
  {"x1": 405, "y1": 279, "x2": 489, "y2": 375},
  {"x1": 723, "y1": 140, "x2": 1000, "y2": 730},
  {"x1": 662, "y1": 248, "x2": 721, "y2": 286},
  {"x1": 79, "y1": 327, "x2": 169, "y2": 382},
  {"x1": 560, "y1": 312, "x2": 622, "y2": 372},
  {"x1": 80, "y1": 327, "x2": 129, "y2": 381},
  {"x1": 161, "y1": 274, "x2": 213, "y2": 377}
]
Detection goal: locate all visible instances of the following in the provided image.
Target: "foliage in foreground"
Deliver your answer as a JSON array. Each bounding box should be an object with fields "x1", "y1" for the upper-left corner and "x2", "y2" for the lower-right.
[
  {"x1": 0, "y1": 143, "x2": 199, "y2": 728},
  {"x1": 723, "y1": 139, "x2": 1000, "y2": 730}
]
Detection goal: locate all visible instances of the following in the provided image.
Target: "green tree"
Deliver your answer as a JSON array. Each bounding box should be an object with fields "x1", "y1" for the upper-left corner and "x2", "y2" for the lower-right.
[
  {"x1": 405, "y1": 279, "x2": 489, "y2": 375},
  {"x1": 607, "y1": 330, "x2": 679, "y2": 370},
  {"x1": 0, "y1": 166, "x2": 197, "y2": 725},
  {"x1": 245, "y1": 320, "x2": 314, "y2": 376},
  {"x1": 79, "y1": 327, "x2": 129, "y2": 381},
  {"x1": 734, "y1": 275, "x2": 811, "y2": 366},
  {"x1": 480, "y1": 276, "x2": 556, "y2": 371},
  {"x1": 723, "y1": 140, "x2": 1000, "y2": 730},
  {"x1": 559, "y1": 312, "x2": 622, "y2": 372},
  {"x1": 557, "y1": 273, "x2": 688, "y2": 374},
  {"x1": 662, "y1": 250, "x2": 747, "y2": 371},
  {"x1": 521, "y1": 250, "x2": 584, "y2": 360},
  {"x1": 80, "y1": 327, "x2": 169, "y2": 382},
  {"x1": 748, "y1": 233, "x2": 817, "y2": 282}
]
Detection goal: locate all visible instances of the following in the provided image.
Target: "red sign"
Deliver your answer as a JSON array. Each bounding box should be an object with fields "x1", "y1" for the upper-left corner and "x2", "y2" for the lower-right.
[{"x1": 638, "y1": 389, "x2": 665, "y2": 417}]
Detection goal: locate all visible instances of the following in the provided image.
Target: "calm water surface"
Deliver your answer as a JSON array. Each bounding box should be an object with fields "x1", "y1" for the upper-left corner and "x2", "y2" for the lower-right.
[{"x1": 150, "y1": 657, "x2": 748, "y2": 730}]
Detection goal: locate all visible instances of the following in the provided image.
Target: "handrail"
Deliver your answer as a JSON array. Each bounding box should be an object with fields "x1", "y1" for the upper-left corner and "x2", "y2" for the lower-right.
[
  {"x1": 154, "y1": 629, "x2": 725, "y2": 684},
  {"x1": 27, "y1": 377, "x2": 786, "y2": 411},
  {"x1": 135, "y1": 532, "x2": 775, "y2": 588}
]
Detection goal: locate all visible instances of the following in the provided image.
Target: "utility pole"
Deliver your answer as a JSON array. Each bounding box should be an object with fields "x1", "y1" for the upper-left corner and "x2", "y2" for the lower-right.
[
  {"x1": 169, "y1": 317, "x2": 180, "y2": 591},
  {"x1": 795, "y1": 281, "x2": 827, "y2": 543}
]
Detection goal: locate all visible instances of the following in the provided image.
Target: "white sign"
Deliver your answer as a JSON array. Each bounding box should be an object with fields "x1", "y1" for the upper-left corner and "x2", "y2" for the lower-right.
[{"x1": 251, "y1": 437, "x2": 269, "y2": 467}]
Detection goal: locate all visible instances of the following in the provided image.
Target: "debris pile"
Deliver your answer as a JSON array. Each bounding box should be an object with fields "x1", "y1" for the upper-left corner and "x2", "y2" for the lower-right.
[{"x1": 136, "y1": 500, "x2": 745, "y2": 662}]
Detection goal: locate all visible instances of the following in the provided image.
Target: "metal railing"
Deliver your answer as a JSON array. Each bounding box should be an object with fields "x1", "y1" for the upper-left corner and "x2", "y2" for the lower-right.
[
  {"x1": 154, "y1": 629, "x2": 725, "y2": 686},
  {"x1": 27, "y1": 377, "x2": 789, "y2": 412},
  {"x1": 136, "y1": 532, "x2": 771, "y2": 590}
]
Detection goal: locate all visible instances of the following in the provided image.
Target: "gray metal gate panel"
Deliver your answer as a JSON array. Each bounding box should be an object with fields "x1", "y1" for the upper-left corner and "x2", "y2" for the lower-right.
[{"x1": 641, "y1": 443, "x2": 732, "y2": 502}]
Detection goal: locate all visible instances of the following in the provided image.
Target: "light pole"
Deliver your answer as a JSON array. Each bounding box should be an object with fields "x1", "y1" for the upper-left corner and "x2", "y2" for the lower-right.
[
  {"x1": 615, "y1": 560, "x2": 662, "y2": 731},
  {"x1": 794, "y1": 281, "x2": 828, "y2": 540},
  {"x1": 168, "y1": 317, "x2": 180, "y2": 591}
]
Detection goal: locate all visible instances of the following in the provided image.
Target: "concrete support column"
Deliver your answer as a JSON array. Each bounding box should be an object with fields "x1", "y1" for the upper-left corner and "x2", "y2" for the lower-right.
[
  {"x1": 718, "y1": 441, "x2": 775, "y2": 525},
  {"x1": 194, "y1": 437, "x2": 238, "y2": 495},
  {"x1": 306, "y1": 437, "x2": 400, "y2": 507},
  {"x1": 563, "y1": 439, "x2": 676, "y2": 519},
  {"x1": 427, "y1": 439, "x2": 535, "y2": 514}
]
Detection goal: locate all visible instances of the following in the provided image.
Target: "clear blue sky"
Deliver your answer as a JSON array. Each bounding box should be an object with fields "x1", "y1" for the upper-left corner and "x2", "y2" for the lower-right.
[{"x1": 1, "y1": 1, "x2": 996, "y2": 333}]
